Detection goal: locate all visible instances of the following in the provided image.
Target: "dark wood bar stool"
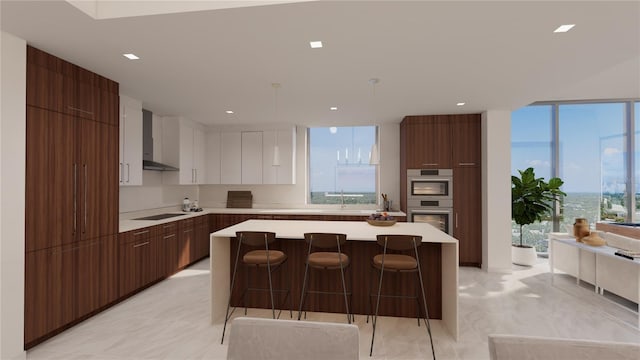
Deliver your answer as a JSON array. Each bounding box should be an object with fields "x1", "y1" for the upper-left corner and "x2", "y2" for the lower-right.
[
  {"x1": 221, "y1": 231, "x2": 292, "y2": 344},
  {"x1": 367, "y1": 234, "x2": 435, "y2": 358},
  {"x1": 298, "y1": 232, "x2": 353, "y2": 324}
]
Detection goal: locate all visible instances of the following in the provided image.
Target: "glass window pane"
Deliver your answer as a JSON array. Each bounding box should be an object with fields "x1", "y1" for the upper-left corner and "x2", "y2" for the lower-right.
[
  {"x1": 308, "y1": 126, "x2": 377, "y2": 205},
  {"x1": 559, "y1": 103, "x2": 626, "y2": 231},
  {"x1": 511, "y1": 105, "x2": 553, "y2": 252},
  {"x1": 635, "y1": 101, "x2": 640, "y2": 222}
]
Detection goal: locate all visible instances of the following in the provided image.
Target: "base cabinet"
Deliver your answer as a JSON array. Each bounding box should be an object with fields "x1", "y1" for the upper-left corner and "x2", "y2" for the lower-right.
[
  {"x1": 119, "y1": 228, "x2": 158, "y2": 297},
  {"x1": 25, "y1": 236, "x2": 118, "y2": 346},
  {"x1": 158, "y1": 222, "x2": 180, "y2": 277},
  {"x1": 178, "y1": 218, "x2": 195, "y2": 268}
]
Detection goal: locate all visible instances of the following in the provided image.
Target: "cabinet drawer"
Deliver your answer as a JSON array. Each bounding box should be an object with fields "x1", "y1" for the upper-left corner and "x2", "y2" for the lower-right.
[
  {"x1": 120, "y1": 226, "x2": 155, "y2": 245},
  {"x1": 162, "y1": 221, "x2": 178, "y2": 235}
]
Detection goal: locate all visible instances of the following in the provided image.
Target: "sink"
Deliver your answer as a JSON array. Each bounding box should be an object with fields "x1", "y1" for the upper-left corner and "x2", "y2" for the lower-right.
[{"x1": 132, "y1": 213, "x2": 186, "y2": 221}]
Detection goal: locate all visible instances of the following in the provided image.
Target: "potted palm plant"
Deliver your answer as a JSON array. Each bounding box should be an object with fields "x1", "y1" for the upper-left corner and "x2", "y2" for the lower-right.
[{"x1": 512, "y1": 167, "x2": 565, "y2": 266}]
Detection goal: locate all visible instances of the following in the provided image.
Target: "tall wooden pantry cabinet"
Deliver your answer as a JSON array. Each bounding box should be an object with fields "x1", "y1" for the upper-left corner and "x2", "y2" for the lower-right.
[
  {"x1": 24, "y1": 46, "x2": 119, "y2": 348},
  {"x1": 400, "y1": 114, "x2": 482, "y2": 267}
]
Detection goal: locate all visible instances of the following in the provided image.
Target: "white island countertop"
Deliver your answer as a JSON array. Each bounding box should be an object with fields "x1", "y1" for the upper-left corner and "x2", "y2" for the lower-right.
[
  {"x1": 210, "y1": 219, "x2": 459, "y2": 340},
  {"x1": 119, "y1": 207, "x2": 406, "y2": 233}
]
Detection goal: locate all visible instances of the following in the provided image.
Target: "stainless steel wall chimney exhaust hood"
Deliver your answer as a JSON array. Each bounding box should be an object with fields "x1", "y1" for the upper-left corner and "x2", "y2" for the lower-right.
[{"x1": 142, "y1": 109, "x2": 179, "y2": 171}]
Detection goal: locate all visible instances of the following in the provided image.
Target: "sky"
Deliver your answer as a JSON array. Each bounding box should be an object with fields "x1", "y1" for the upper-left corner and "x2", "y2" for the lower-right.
[{"x1": 511, "y1": 102, "x2": 635, "y2": 193}]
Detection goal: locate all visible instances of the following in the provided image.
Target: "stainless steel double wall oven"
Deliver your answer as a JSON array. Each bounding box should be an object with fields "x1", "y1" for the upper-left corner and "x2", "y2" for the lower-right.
[{"x1": 406, "y1": 169, "x2": 453, "y2": 234}]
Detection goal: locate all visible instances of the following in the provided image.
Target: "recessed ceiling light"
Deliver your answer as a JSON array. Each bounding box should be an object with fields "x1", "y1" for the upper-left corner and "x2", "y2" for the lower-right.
[
  {"x1": 554, "y1": 24, "x2": 575, "y2": 33},
  {"x1": 225, "y1": 110, "x2": 234, "y2": 114},
  {"x1": 123, "y1": 53, "x2": 139, "y2": 60},
  {"x1": 330, "y1": 107, "x2": 338, "y2": 111},
  {"x1": 309, "y1": 41, "x2": 323, "y2": 49},
  {"x1": 457, "y1": 102, "x2": 465, "y2": 106}
]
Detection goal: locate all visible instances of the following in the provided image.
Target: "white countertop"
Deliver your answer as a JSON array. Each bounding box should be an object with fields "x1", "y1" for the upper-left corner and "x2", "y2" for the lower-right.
[
  {"x1": 119, "y1": 208, "x2": 406, "y2": 233},
  {"x1": 211, "y1": 219, "x2": 457, "y2": 243}
]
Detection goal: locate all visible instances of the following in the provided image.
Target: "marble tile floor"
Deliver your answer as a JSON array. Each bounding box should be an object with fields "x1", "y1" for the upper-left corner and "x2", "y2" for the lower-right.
[{"x1": 27, "y1": 258, "x2": 639, "y2": 360}]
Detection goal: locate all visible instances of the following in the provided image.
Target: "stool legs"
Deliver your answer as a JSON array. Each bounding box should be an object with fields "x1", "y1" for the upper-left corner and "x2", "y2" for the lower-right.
[
  {"x1": 297, "y1": 262, "x2": 351, "y2": 324},
  {"x1": 414, "y1": 242, "x2": 436, "y2": 359},
  {"x1": 221, "y1": 240, "x2": 243, "y2": 344}
]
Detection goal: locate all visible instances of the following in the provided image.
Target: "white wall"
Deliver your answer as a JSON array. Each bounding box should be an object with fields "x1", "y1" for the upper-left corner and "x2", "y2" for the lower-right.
[
  {"x1": 198, "y1": 124, "x2": 401, "y2": 209},
  {"x1": 482, "y1": 110, "x2": 513, "y2": 273},
  {"x1": 0, "y1": 31, "x2": 27, "y2": 360}
]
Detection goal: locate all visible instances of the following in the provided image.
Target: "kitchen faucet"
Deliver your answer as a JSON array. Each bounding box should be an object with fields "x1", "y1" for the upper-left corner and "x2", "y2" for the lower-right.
[{"x1": 340, "y1": 189, "x2": 346, "y2": 209}]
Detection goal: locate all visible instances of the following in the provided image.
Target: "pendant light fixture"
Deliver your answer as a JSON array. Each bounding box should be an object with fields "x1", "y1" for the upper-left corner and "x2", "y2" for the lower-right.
[
  {"x1": 368, "y1": 78, "x2": 380, "y2": 165},
  {"x1": 272, "y1": 83, "x2": 281, "y2": 167}
]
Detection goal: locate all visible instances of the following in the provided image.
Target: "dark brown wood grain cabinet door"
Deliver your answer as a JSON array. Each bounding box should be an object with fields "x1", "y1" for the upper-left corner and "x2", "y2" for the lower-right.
[
  {"x1": 451, "y1": 114, "x2": 481, "y2": 167},
  {"x1": 178, "y1": 219, "x2": 195, "y2": 268},
  {"x1": 75, "y1": 239, "x2": 102, "y2": 319},
  {"x1": 158, "y1": 222, "x2": 179, "y2": 277},
  {"x1": 25, "y1": 108, "x2": 76, "y2": 252},
  {"x1": 453, "y1": 166, "x2": 482, "y2": 266},
  {"x1": 100, "y1": 235, "x2": 119, "y2": 306},
  {"x1": 403, "y1": 116, "x2": 452, "y2": 169},
  {"x1": 78, "y1": 120, "x2": 119, "y2": 241}
]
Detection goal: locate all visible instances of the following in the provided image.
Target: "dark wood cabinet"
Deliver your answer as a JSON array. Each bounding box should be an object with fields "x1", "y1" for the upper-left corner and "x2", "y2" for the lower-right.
[
  {"x1": 402, "y1": 115, "x2": 452, "y2": 169},
  {"x1": 178, "y1": 218, "x2": 195, "y2": 268},
  {"x1": 78, "y1": 119, "x2": 119, "y2": 240},
  {"x1": 24, "y1": 46, "x2": 119, "y2": 348},
  {"x1": 24, "y1": 235, "x2": 117, "y2": 346},
  {"x1": 451, "y1": 115, "x2": 481, "y2": 167},
  {"x1": 158, "y1": 222, "x2": 179, "y2": 278},
  {"x1": 194, "y1": 215, "x2": 210, "y2": 261},
  {"x1": 119, "y1": 228, "x2": 158, "y2": 297},
  {"x1": 400, "y1": 113, "x2": 482, "y2": 267},
  {"x1": 453, "y1": 167, "x2": 482, "y2": 266}
]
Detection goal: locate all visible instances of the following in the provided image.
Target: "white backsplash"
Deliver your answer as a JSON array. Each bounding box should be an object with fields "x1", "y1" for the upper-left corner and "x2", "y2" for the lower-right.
[{"x1": 119, "y1": 170, "x2": 199, "y2": 213}]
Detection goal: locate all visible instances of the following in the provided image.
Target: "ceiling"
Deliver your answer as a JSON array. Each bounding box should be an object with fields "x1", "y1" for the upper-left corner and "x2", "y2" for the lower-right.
[{"x1": 2, "y1": 1, "x2": 639, "y2": 126}]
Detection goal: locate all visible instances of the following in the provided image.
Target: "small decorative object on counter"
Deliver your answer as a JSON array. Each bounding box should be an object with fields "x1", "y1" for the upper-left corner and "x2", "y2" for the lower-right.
[
  {"x1": 573, "y1": 218, "x2": 590, "y2": 242},
  {"x1": 381, "y1": 193, "x2": 391, "y2": 211},
  {"x1": 367, "y1": 212, "x2": 396, "y2": 226},
  {"x1": 182, "y1": 197, "x2": 191, "y2": 212},
  {"x1": 581, "y1": 231, "x2": 605, "y2": 246}
]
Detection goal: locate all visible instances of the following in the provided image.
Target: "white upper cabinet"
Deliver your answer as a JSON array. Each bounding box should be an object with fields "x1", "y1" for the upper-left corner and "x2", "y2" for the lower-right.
[
  {"x1": 204, "y1": 131, "x2": 221, "y2": 184},
  {"x1": 241, "y1": 131, "x2": 263, "y2": 184},
  {"x1": 119, "y1": 95, "x2": 143, "y2": 186},
  {"x1": 162, "y1": 117, "x2": 206, "y2": 185},
  {"x1": 263, "y1": 128, "x2": 296, "y2": 184},
  {"x1": 220, "y1": 131, "x2": 242, "y2": 184}
]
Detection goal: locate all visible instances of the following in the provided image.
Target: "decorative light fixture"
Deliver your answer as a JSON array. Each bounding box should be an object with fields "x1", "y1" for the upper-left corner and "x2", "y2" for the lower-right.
[
  {"x1": 554, "y1": 24, "x2": 575, "y2": 33},
  {"x1": 368, "y1": 78, "x2": 380, "y2": 165},
  {"x1": 272, "y1": 83, "x2": 281, "y2": 167}
]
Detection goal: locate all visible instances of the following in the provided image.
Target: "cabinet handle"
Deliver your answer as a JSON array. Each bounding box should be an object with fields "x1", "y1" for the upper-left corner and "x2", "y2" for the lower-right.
[
  {"x1": 422, "y1": 163, "x2": 438, "y2": 166},
  {"x1": 458, "y1": 162, "x2": 476, "y2": 166},
  {"x1": 195, "y1": 169, "x2": 198, "y2": 183},
  {"x1": 164, "y1": 234, "x2": 176, "y2": 239},
  {"x1": 134, "y1": 230, "x2": 150, "y2": 236},
  {"x1": 83, "y1": 164, "x2": 87, "y2": 234},
  {"x1": 67, "y1": 105, "x2": 93, "y2": 115},
  {"x1": 73, "y1": 164, "x2": 77, "y2": 233},
  {"x1": 192, "y1": 168, "x2": 196, "y2": 183},
  {"x1": 163, "y1": 224, "x2": 175, "y2": 229},
  {"x1": 133, "y1": 241, "x2": 150, "y2": 248},
  {"x1": 455, "y1": 212, "x2": 458, "y2": 228},
  {"x1": 183, "y1": 229, "x2": 193, "y2": 233},
  {"x1": 126, "y1": 163, "x2": 130, "y2": 182},
  {"x1": 119, "y1": 162, "x2": 123, "y2": 183}
]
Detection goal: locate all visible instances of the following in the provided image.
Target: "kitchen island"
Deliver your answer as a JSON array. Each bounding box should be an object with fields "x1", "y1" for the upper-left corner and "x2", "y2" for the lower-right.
[{"x1": 210, "y1": 219, "x2": 459, "y2": 340}]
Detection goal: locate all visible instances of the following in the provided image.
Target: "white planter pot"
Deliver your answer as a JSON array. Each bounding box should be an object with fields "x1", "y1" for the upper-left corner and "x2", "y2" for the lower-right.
[{"x1": 512, "y1": 245, "x2": 537, "y2": 266}]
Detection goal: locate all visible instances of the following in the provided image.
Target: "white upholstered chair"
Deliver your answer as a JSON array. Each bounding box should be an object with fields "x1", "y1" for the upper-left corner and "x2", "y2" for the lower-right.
[{"x1": 227, "y1": 317, "x2": 359, "y2": 360}]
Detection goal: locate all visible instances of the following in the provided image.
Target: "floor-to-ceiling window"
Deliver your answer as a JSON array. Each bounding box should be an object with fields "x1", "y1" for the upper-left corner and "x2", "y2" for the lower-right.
[{"x1": 512, "y1": 100, "x2": 638, "y2": 255}]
